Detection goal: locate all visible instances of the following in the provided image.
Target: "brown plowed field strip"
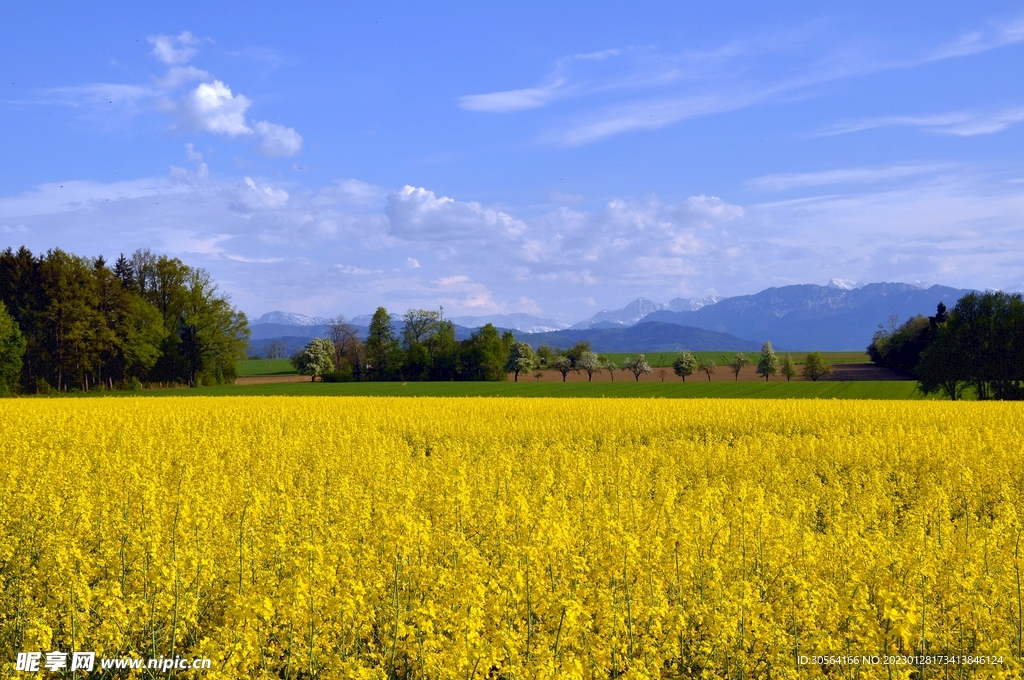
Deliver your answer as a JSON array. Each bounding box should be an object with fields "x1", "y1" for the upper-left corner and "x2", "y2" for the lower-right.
[{"x1": 514, "y1": 363, "x2": 909, "y2": 383}]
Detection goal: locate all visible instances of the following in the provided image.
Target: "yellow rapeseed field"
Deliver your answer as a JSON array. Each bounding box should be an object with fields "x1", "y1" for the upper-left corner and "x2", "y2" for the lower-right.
[{"x1": 1, "y1": 397, "x2": 1023, "y2": 679}]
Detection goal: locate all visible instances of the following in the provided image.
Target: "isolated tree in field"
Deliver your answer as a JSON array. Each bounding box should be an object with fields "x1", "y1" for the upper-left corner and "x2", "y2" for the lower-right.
[
  {"x1": 801, "y1": 351, "x2": 833, "y2": 381},
  {"x1": 780, "y1": 354, "x2": 797, "y2": 381},
  {"x1": 551, "y1": 355, "x2": 575, "y2": 382},
  {"x1": 505, "y1": 341, "x2": 536, "y2": 381},
  {"x1": 673, "y1": 351, "x2": 697, "y2": 381},
  {"x1": 602, "y1": 358, "x2": 618, "y2": 382},
  {"x1": 696, "y1": 356, "x2": 717, "y2": 381},
  {"x1": 577, "y1": 350, "x2": 600, "y2": 381},
  {"x1": 0, "y1": 301, "x2": 26, "y2": 394},
  {"x1": 622, "y1": 354, "x2": 652, "y2": 381},
  {"x1": 292, "y1": 338, "x2": 335, "y2": 381},
  {"x1": 727, "y1": 353, "x2": 751, "y2": 381},
  {"x1": 756, "y1": 341, "x2": 779, "y2": 381},
  {"x1": 533, "y1": 370, "x2": 544, "y2": 381}
]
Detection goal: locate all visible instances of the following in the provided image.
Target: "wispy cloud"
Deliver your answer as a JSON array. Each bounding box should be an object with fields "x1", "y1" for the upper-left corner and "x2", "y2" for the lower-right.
[
  {"x1": 924, "y1": 15, "x2": 1024, "y2": 60},
  {"x1": 148, "y1": 31, "x2": 201, "y2": 65},
  {"x1": 747, "y1": 163, "x2": 953, "y2": 192},
  {"x1": 821, "y1": 107, "x2": 1024, "y2": 137},
  {"x1": 459, "y1": 13, "x2": 1024, "y2": 145},
  {"x1": 459, "y1": 84, "x2": 564, "y2": 113}
]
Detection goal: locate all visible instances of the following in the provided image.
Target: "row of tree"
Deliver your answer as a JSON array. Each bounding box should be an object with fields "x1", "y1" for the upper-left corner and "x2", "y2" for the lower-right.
[
  {"x1": 0, "y1": 247, "x2": 249, "y2": 393},
  {"x1": 509, "y1": 341, "x2": 830, "y2": 382},
  {"x1": 669, "y1": 345, "x2": 833, "y2": 382},
  {"x1": 290, "y1": 308, "x2": 515, "y2": 381},
  {"x1": 869, "y1": 291, "x2": 1024, "y2": 400}
]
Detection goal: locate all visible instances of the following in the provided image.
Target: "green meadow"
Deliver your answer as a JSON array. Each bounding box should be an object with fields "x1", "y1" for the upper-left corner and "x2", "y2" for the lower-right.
[{"x1": 140, "y1": 379, "x2": 926, "y2": 400}]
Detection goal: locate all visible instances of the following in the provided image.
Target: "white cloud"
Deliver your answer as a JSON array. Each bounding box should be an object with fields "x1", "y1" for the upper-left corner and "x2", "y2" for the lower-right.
[
  {"x1": 336, "y1": 265, "x2": 380, "y2": 275},
  {"x1": 227, "y1": 177, "x2": 289, "y2": 214},
  {"x1": 684, "y1": 195, "x2": 745, "y2": 220},
  {"x1": 253, "y1": 121, "x2": 303, "y2": 157},
  {"x1": 4, "y1": 171, "x2": 1021, "y2": 320},
  {"x1": 29, "y1": 33, "x2": 304, "y2": 162},
  {"x1": 177, "y1": 80, "x2": 253, "y2": 136},
  {"x1": 385, "y1": 186, "x2": 527, "y2": 241},
  {"x1": 148, "y1": 31, "x2": 200, "y2": 65}
]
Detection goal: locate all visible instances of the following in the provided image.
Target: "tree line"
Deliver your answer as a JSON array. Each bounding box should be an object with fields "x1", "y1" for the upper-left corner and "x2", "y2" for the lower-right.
[
  {"x1": 869, "y1": 290, "x2": 1024, "y2": 400},
  {"x1": 0, "y1": 246, "x2": 249, "y2": 394},
  {"x1": 288, "y1": 308, "x2": 514, "y2": 381},
  {"x1": 289, "y1": 317, "x2": 836, "y2": 386}
]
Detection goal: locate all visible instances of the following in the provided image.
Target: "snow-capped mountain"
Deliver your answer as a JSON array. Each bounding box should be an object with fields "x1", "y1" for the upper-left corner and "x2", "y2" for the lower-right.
[
  {"x1": 826, "y1": 278, "x2": 864, "y2": 290},
  {"x1": 448, "y1": 313, "x2": 569, "y2": 333},
  {"x1": 572, "y1": 296, "x2": 723, "y2": 329},
  {"x1": 252, "y1": 311, "x2": 334, "y2": 326},
  {"x1": 666, "y1": 295, "x2": 724, "y2": 312}
]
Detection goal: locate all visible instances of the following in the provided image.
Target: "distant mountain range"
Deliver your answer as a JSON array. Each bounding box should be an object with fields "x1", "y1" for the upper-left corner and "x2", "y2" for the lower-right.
[
  {"x1": 248, "y1": 280, "x2": 976, "y2": 353},
  {"x1": 448, "y1": 313, "x2": 568, "y2": 333},
  {"x1": 252, "y1": 311, "x2": 334, "y2": 326},
  {"x1": 637, "y1": 282, "x2": 970, "y2": 350}
]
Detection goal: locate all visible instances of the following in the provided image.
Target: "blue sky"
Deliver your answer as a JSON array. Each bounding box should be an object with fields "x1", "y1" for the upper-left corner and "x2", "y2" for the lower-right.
[{"x1": 2, "y1": 1, "x2": 1023, "y2": 321}]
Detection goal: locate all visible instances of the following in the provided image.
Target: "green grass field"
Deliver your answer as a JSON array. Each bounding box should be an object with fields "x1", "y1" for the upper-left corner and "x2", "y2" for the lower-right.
[
  {"x1": 601, "y1": 351, "x2": 871, "y2": 367},
  {"x1": 237, "y1": 358, "x2": 298, "y2": 376},
  {"x1": 139, "y1": 380, "x2": 927, "y2": 399}
]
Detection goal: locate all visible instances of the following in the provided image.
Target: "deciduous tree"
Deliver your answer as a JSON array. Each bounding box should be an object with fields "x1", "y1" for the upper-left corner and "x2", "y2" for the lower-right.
[
  {"x1": 780, "y1": 354, "x2": 797, "y2": 382},
  {"x1": 801, "y1": 352, "x2": 833, "y2": 381},
  {"x1": 505, "y1": 341, "x2": 536, "y2": 382},
  {"x1": 551, "y1": 355, "x2": 575, "y2": 382},
  {"x1": 365, "y1": 307, "x2": 400, "y2": 380},
  {"x1": 756, "y1": 342, "x2": 779, "y2": 381},
  {"x1": 622, "y1": 354, "x2": 652, "y2": 382},
  {"x1": 727, "y1": 353, "x2": 751, "y2": 381},
  {"x1": 696, "y1": 357, "x2": 717, "y2": 381},
  {"x1": 673, "y1": 351, "x2": 697, "y2": 381},
  {"x1": 292, "y1": 338, "x2": 335, "y2": 381},
  {"x1": 576, "y1": 350, "x2": 600, "y2": 382}
]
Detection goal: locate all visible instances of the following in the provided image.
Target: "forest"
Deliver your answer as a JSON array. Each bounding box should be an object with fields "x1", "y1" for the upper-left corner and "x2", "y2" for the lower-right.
[{"x1": 0, "y1": 246, "x2": 248, "y2": 393}]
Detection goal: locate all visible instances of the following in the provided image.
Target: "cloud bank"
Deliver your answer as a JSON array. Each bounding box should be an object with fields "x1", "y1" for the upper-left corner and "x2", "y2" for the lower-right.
[{"x1": 2, "y1": 161, "x2": 1021, "y2": 320}]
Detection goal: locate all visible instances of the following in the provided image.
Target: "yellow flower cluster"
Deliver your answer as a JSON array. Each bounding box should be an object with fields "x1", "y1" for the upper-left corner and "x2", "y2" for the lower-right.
[{"x1": 1, "y1": 397, "x2": 1022, "y2": 678}]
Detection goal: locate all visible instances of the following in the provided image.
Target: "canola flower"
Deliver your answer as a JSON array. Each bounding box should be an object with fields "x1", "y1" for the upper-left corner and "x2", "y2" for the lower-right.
[{"x1": 0, "y1": 397, "x2": 1022, "y2": 679}]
